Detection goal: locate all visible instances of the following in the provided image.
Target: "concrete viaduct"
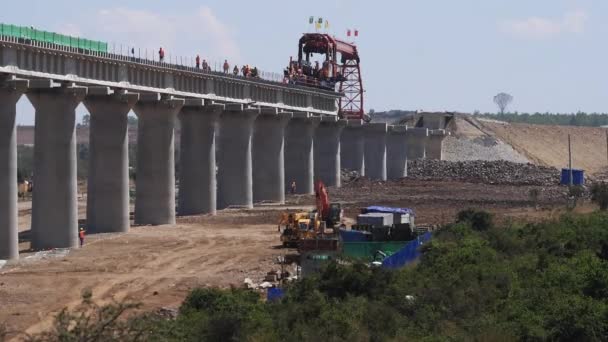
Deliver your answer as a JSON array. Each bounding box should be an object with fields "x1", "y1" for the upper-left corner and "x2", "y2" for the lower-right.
[{"x1": 0, "y1": 36, "x2": 447, "y2": 260}]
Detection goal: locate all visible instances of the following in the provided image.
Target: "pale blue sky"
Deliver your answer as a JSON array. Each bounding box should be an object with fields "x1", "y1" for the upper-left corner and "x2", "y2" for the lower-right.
[{"x1": 3, "y1": 0, "x2": 607, "y2": 124}]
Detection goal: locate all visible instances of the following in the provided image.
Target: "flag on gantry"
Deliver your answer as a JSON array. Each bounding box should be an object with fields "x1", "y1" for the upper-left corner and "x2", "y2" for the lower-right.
[
  {"x1": 315, "y1": 22, "x2": 321, "y2": 30},
  {"x1": 347, "y1": 29, "x2": 351, "y2": 37},
  {"x1": 354, "y1": 29, "x2": 359, "y2": 37},
  {"x1": 325, "y1": 20, "x2": 329, "y2": 29},
  {"x1": 309, "y1": 16, "x2": 314, "y2": 24},
  {"x1": 318, "y1": 17, "x2": 324, "y2": 24}
]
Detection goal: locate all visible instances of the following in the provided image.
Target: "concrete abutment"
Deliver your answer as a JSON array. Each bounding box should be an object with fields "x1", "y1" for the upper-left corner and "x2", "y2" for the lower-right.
[
  {"x1": 387, "y1": 125, "x2": 408, "y2": 180},
  {"x1": 426, "y1": 129, "x2": 448, "y2": 160},
  {"x1": 405, "y1": 127, "x2": 428, "y2": 160}
]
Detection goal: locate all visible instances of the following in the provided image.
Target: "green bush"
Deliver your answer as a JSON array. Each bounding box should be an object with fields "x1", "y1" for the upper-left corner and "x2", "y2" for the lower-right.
[{"x1": 591, "y1": 182, "x2": 608, "y2": 210}]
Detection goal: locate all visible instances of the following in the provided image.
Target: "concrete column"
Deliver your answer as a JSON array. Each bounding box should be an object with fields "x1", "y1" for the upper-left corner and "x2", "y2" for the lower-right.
[
  {"x1": 84, "y1": 87, "x2": 138, "y2": 233},
  {"x1": 387, "y1": 125, "x2": 408, "y2": 180},
  {"x1": 405, "y1": 127, "x2": 429, "y2": 160},
  {"x1": 363, "y1": 123, "x2": 388, "y2": 181},
  {"x1": 314, "y1": 117, "x2": 346, "y2": 187},
  {"x1": 217, "y1": 105, "x2": 260, "y2": 209},
  {"x1": 27, "y1": 83, "x2": 86, "y2": 250},
  {"x1": 426, "y1": 129, "x2": 448, "y2": 160},
  {"x1": 285, "y1": 113, "x2": 320, "y2": 194},
  {"x1": 340, "y1": 120, "x2": 365, "y2": 176},
  {"x1": 178, "y1": 100, "x2": 223, "y2": 215},
  {"x1": 252, "y1": 109, "x2": 292, "y2": 204},
  {"x1": 133, "y1": 94, "x2": 184, "y2": 225},
  {"x1": 0, "y1": 78, "x2": 27, "y2": 259}
]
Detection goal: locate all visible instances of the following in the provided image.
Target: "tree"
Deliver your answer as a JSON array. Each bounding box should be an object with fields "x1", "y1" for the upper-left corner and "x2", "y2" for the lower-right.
[
  {"x1": 591, "y1": 183, "x2": 608, "y2": 210},
  {"x1": 493, "y1": 93, "x2": 513, "y2": 114}
]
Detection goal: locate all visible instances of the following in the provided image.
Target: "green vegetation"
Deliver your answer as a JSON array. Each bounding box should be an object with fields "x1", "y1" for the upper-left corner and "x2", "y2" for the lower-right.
[
  {"x1": 476, "y1": 111, "x2": 608, "y2": 127},
  {"x1": 22, "y1": 210, "x2": 608, "y2": 341},
  {"x1": 591, "y1": 183, "x2": 608, "y2": 210}
]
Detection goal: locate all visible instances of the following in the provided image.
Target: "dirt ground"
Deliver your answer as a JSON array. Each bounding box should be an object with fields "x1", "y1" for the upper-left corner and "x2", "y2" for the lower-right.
[
  {"x1": 0, "y1": 179, "x2": 586, "y2": 339},
  {"x1": 480, "y1": 121, "x2": 608, "y2": 176}
]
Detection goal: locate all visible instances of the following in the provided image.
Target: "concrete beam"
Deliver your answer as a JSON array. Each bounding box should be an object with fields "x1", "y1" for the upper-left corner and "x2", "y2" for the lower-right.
[
  {"x1": 405, "y1": 127, "x2": 429, "y2": 160},
  {"x1": 27, "y1": 87, "x2": 86, "y2": 250},
  {"x1": 340, "y1": 119, "x2": 365, "y2": 176},
  {"x1": 217, "y1": 107, "x2": 260, "y2": 209},
  {"x1": 285, "y1": 113, "x2": 320, "y2": 194},
  {"x1": 314, "y1": 117, "x2": 347, "y2": 187},
  {"x1": 0, "y1": 83, "x2": 24, "y2": 259},
  {"x1": 363, "y1": 123, "x2": 388, "y2": 181},
  {"x1": 387, "y1": 125, "x2": 408, "y2": 180},
  {"x1": 178, "y1": 101, "x2": 224, "y2": 215},
  {"x1": 84, "y1": 89, "x2": 139, "y2": 233},
  {"x1": 253, "y1": 110, "x2": 292, "y2": 203},
  {"x1": 133, "y1": 94, "x2": 185, "y2": 225}
]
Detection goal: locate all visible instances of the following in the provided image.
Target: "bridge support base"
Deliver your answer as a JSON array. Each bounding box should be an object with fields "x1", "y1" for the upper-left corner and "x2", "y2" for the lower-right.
[
  {"x1": 133, "y1": 95, "x2": 184, "y2": 225},
  {"x1": 178, "y1": 102, "x2": 223, "y2": 215},
  {"x1": 84, "y1": 90, "x2": 138, "y2": 233},
  {"x1": 363, "y1": 123, "x2": 388, "y2": 181},
  {"x1": 427, "y1": 130, "x2": 447, "y2": 160},
  {"x1": 28, "y1": 88, "x2": 85, "y2": 250},
  {"x1": 340, "y1": 120, "x2": 365, "y2": 176},
  {"x1": 0, "y1": 87, "x2": 22, "y2": 259},
  {"x1": 314, "y1": 117, "x2": 346, "y2": 187},
  {"x1": 387, "y1": 126, "x2": 408, "y2": 180},
  {"x1": 405, "y1": 128, "x2": 428, "y2": 160},
  {"x1": 252, "y1": 110, "x2": 291, "y2": 204},
  {"x1": 217, "y1": 106, "x2": 259, "y2": 209},
  {"x1": 285, "y1": 113, "x2": 320, "y2": 195}
]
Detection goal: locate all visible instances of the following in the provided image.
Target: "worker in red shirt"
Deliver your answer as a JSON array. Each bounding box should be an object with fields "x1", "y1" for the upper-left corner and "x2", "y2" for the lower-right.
[
  {"x1": 195, "y1": 55, "x2": 201, "y2": 69},
  {"x1": 79, "y1": 227, "x2": 86, "y2": 247},
  {"x1": 159, "y1": 47, "x2": 165, "y2": 62},
  {"x1": 223, "y1": 59, "x2": 230, "y2": 73}
]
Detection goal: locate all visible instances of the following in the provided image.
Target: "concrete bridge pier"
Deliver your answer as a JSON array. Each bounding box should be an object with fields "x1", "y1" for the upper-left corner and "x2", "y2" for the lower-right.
[
  {"x1": 363, "y1": 123, "x2": 388, "y2": 181},
  {"x1": 84, "y1": 87, "x2": 139, "y2": 233},
  {"x1": 340, "y1": 119, "x2": 365, "y2": 176},
  {"x1": 27, "y1": 82, "x2": 87, "y2": 250},
  {"x1": 314, "y1": 116, "x2": 346, "y2": 187},
  {"x1": 178, "y1": 100, "x2": 224, "y2": 215},
  {"x1": 0, "y1": 78, "x2": 27, "y2": 259},
  {"x1": 285, "y1": 113, "x2": 320, "y2": 194},
  {"x1": 387, "y1": 125, "x2": 408, "y2": 180},
  {"x1": 133, "y1": 94, "x2": 184, "y2": 225},
  {"x1": 426, "y1": 129, "x2": 448, "y2": 160},
  {"x1": 405, "y1": 127, "x2": 429, "y2": 160},
  {"x1": 217, "y1": 105, "x2": 260, "y2": 209},
  {"x1": 252, "y1": 109, "x2": 292, "y2": 204}
]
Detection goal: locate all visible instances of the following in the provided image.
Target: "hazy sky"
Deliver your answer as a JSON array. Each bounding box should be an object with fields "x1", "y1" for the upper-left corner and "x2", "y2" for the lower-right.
[{"x1": 3, "y1": 0, "x2": 607, "y2": 124}]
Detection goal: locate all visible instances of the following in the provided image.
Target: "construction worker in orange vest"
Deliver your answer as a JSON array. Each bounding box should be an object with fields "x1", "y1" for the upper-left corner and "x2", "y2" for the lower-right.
[{"x1": 79, "y1": 227, "x2": 86, "y2": 247}]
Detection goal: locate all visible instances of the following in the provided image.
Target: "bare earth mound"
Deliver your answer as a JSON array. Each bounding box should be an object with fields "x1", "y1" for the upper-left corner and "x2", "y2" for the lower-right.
[{"x1": 480, "y1": 121, "x2": 608, "y2": 176}]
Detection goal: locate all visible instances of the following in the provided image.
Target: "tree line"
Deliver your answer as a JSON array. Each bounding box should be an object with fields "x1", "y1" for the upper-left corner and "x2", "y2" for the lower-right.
[{"x1": 476, "y1": 111, "x2": 608, "y2": 127}]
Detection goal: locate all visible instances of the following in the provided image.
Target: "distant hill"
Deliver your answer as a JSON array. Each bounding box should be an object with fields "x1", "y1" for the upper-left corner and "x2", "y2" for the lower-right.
[{"x1": 476, "y1": 112, "x2": 608, "y2": 127}]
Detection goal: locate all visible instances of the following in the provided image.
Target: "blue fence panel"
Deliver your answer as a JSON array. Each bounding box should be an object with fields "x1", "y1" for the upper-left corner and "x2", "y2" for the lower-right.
[
  {"x1": 382, "y1": 232, "x2": 432, "y2": 269},
  {"x1": 267, "y1": 287, "x2": 284, "y2": 302}
]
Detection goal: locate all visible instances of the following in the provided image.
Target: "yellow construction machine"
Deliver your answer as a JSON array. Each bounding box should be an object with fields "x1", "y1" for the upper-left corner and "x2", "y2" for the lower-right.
[{"x1": 278, "y1": 211, "x2": 320, "y2": 247}]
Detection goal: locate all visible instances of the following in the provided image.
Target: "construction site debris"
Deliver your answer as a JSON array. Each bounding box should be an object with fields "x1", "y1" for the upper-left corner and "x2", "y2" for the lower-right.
[{"x1": 406, "y1": 160, "x2": 560, "y2": 186}]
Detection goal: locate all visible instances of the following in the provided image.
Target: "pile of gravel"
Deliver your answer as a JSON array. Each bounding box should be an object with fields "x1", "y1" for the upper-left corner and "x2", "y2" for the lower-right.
[
  {"x1": 406, "y1": 160, "x2": 560, "y2": 186},
  {"x1": 442, "y1": 136, "x2": 530, "y2": 163},
  {"x1": 341, "y1": 169, "x2": 361, "y2": 183}
]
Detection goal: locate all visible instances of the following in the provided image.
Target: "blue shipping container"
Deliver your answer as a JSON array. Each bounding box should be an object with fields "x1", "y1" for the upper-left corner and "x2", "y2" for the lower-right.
[{"x1": 561, "y1": 168, "x2": 585, "y2": 186}]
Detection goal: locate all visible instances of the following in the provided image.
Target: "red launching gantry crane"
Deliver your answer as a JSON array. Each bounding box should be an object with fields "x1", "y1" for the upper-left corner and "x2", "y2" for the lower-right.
[{"x1": 289, "y1": 33, "x2": 365, "y2": 120}]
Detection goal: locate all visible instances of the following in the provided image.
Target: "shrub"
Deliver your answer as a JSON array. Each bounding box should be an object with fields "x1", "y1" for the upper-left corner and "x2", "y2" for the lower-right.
[
  {"x1": 591, "y1": 183, "x2": 608, "y2": 210},
  {"x1": 456, "y1": 209, "x2": 494, "y2": 231}
]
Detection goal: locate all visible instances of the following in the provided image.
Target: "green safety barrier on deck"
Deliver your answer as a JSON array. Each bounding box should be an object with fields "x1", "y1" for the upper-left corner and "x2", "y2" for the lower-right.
[
  {"x1": 342, "y1": 241, "x2": 410, "y2": 260},
  {"x1": 0, "y1": 23, "x2": 109, "y2": 53}
]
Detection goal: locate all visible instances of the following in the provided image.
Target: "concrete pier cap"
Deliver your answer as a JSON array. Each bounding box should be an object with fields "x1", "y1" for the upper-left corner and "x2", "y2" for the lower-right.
[
  {"x1": 27, "y1": 81, "x2": 87, "y2": 250},
  {"x1": 178, "y1": 99, "x2": 224, "y2": 215},
  {"x1": 252, "y1": 107, "x2": 292, "y2": 204},
  {"x1": 0, "y1": 76, "x2": 28, "y2": 260},
  {"x1": 387, "y1": 125, "x2": 409, "y2": 180},
  {"x1": 284, "y1": 112, "x2": 320, "y2": 194},
  {"x1": 363, "y1": 122, "x2": 388, "y2": 181},
  {"x1": 314, "y1": 115, "x2": 347, "y2": 187},
  {"x1": 85, "y1": 86, "x2": 139, "y2": 234},
  {"x1": 405, "y1": 126, "x2": 429, "y2": 160},
  {"x1": 217, "y1": 104, "x2": 260, "y2": 209},
  {"x1": 133, "y1": 93, "x2": 185, "y2": 226}
]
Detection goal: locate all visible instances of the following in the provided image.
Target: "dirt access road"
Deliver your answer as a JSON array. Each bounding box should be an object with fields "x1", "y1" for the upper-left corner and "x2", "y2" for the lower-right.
[{"x1": 0, "y1": 179, "x2": 574, "y2": 338}]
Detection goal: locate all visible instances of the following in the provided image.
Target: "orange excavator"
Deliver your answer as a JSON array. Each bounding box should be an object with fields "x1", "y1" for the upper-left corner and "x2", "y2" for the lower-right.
[{"x1": 278, "y1": 180, "x2": 342, "y2": 247}]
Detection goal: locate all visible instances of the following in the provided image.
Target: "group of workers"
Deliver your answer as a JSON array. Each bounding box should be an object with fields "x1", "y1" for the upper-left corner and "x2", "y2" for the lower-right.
[
  {"x1": 158, "y1": 47, "x2": 260, "y2": 78},
  {"x1": 284, "y1": 60, "x2": 339, "y2": 90}
]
